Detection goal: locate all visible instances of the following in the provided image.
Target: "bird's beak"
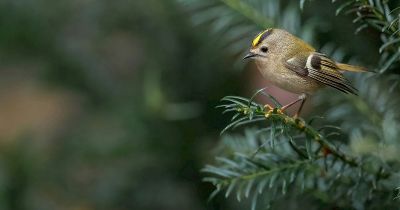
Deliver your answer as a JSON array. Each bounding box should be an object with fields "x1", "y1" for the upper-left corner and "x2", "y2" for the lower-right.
[{"x1": 243, "y1": 52, "x2": 257, "y2": 60}]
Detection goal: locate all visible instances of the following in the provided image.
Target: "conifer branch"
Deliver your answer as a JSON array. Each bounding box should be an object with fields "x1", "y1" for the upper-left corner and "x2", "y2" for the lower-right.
[
  {"x1": 333, "y1": 0, "x2": 400, "y2": 73},
  {"x1": 220, "y1": 95, "x2": 358, "y2": 167}
]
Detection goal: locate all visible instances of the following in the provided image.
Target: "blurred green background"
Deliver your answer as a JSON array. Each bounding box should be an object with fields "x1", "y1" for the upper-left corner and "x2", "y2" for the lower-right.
[{"x1": 0, "y1": 1, "x2": 384, "y2": 210}]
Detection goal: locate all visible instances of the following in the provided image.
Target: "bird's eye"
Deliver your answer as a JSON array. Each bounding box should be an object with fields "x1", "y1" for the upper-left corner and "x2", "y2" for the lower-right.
[{"x1": 260, "y1": 46, "x2": 268, "y2": 53}]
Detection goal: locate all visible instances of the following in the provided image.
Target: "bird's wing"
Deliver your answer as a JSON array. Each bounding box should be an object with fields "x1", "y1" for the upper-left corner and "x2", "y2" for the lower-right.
[
  {"x1": 284, "y1": 52, "x2": 309, "y2": 77},
  {"x1": 285, "y1": 52, "x2": 357, "y2": 94}
]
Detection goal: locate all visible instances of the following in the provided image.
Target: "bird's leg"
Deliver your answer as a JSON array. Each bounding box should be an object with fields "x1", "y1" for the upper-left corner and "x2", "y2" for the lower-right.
[
  {"x1": 293, "y1": 94, "x2": 307, "y2": 118},
  {"x1": 280, "y1": 93, "x2": 307, "y2": 117},
  {"x1": 263, "y1": 94, "x2": 307, "y2": 117}
]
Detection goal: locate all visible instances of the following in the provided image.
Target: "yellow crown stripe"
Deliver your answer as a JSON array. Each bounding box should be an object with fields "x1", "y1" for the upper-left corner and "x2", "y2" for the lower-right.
[
  {"x1": 252, "y1": 33, "x2": 263, "y2": 47},
  {"x1": 251, "y1": 29, "x2": 271, "y2": 47}
]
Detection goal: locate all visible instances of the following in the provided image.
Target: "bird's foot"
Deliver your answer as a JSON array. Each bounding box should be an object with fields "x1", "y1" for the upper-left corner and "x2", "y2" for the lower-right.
[
  {"x1": 264, "y1": 104, "x2": 284, "y2": 118},
  {"x1": 264, "y1": 104, "x2": 306, "y2": 121}
]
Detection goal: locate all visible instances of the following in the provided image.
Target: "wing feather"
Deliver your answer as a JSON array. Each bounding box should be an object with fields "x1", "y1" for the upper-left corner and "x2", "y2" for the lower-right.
[{"x1": 285, "y1": 52, "x2": 358, "y2": 95}]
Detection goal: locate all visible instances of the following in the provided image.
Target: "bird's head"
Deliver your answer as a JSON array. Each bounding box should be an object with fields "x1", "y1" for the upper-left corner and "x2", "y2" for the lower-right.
[
  {"x1": 243, "y1": 28, "x2": 275, "y2": 60},
  {"x1": 244, "y1": 28, "x2": 298, "y2": 62}
]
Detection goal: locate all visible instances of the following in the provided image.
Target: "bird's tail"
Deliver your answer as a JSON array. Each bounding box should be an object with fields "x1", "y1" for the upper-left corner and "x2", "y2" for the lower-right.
[{"x1": 337, "y1": 63, "x2": 369, "y2": 73}]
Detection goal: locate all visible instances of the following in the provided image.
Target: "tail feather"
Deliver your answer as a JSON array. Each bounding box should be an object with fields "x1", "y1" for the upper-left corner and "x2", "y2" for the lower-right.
[{"x1": 336, "y1": 63, "x2": 370, "y2": 73}]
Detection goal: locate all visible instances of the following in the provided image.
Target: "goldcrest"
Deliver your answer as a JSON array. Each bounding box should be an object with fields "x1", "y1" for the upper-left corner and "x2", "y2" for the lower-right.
[{"x1": 244, "y1": 28, "x2": 368, "y2": 116}]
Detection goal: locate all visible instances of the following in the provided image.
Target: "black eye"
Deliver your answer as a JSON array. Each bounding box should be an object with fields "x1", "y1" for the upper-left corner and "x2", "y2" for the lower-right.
[{"x1": 260, "y1": 46, "x2": 268, "y2": 53}]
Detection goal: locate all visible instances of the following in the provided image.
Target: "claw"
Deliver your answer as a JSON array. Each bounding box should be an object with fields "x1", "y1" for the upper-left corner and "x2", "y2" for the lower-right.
[
  {"x1": 264, "y1": 104, "x2": 274, "y2": 111},
  {"x1": 264, "y1": 104, "x2": 274, "y2": 118},
  {"x1": 264, "y1": 104, "x2": 285, "y2": 117}
]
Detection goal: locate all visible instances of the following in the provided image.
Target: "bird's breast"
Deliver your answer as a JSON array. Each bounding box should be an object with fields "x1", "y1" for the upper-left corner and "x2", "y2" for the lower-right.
[{"x1": 255, "y1": 57, "x2": 323, "y2": 94}]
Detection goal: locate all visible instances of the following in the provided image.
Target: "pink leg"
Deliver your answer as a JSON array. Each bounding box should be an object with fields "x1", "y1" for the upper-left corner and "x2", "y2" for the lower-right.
[{"x1": 281, "y1": 94, "x2": 307, "y2": 117}]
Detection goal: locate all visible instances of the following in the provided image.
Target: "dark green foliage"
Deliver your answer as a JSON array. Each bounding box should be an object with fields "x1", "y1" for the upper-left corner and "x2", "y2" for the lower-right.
[
  {"x1": 0, "y1": 1, "x2": 236, "y2": 209},
  {"x1": 333, "y1": 0, "x2": 400, "y2": 73},
  {"x1": 178, "y1": 0, "x2": 310, "y2": 63},
  {"x1": 205, "y1": 90, "x2": 399, "y2": 209}
]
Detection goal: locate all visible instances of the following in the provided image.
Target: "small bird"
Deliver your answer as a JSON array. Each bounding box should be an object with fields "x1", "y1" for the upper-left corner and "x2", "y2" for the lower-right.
[{"x1": 243, "y1": 28, "x2": 368, "y2": 117}]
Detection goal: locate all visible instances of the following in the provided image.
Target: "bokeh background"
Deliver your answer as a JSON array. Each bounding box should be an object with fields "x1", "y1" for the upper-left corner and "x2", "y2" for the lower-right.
[{"x1": 0, "y1": 0, "x2": 386, "y2": 210}]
